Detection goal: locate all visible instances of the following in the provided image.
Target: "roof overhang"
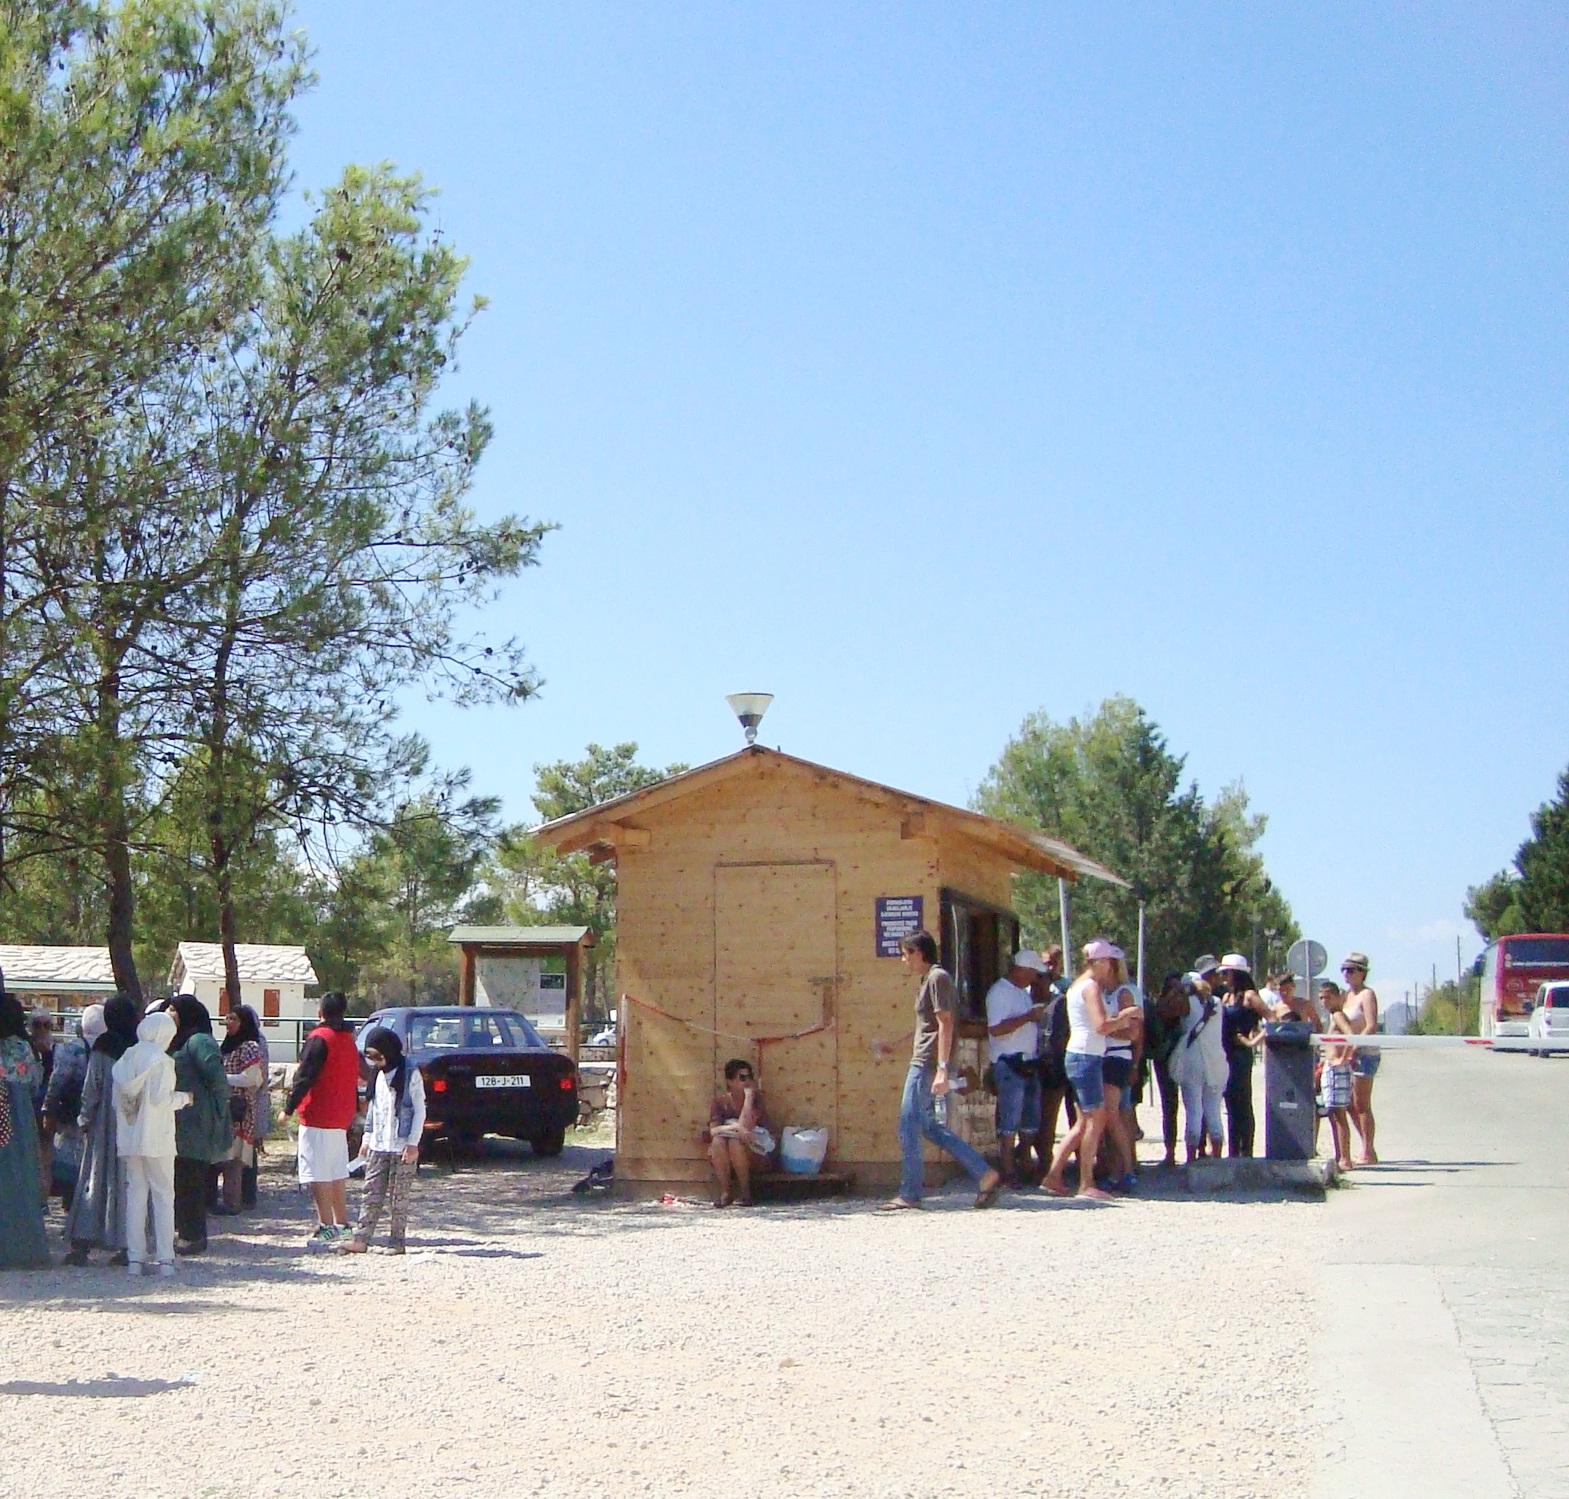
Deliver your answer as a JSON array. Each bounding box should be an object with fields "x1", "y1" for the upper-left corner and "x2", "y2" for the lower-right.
[{"x1": 529, "y1": 746, "x2": 1127, "y2": 887}]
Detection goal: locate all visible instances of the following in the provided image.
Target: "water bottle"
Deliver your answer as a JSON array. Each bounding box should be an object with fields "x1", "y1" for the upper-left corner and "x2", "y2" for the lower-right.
[{"x1": 933, "y1": 1089, "x2": 949, "y2": 1127}]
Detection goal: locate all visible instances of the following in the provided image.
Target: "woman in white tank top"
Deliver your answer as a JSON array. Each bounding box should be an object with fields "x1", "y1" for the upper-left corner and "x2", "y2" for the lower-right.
[{"x1": 1043, "y1": 939, "x2": 1141, "y2": 1201}]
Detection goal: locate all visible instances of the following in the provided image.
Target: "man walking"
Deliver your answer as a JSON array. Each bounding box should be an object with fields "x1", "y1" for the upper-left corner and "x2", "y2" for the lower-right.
[
  {"x1": 985, "y1": 951, "x2": 1048, "y2": 1185},
  {"x1": 284, "y1": 991, "x2": 360, "y2": 1245},
  {"x1": 883, "y1": 931, "x2": 1002, "y2": 1211}
]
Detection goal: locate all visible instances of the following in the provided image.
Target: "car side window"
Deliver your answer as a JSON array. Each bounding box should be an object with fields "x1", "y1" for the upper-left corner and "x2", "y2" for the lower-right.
[{"x1": 411, "y1": 1017, "x2": 464, "y2": 1051}]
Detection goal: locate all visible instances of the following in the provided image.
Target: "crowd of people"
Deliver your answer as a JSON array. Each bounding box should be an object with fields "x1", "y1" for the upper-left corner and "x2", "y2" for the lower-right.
[
  {"x1": 693, "y1": 932, "x2": 1383, "y2": 1209},
  {"x1": 3, "y1": 937, "x2": 1388, "y2": 1268},
  {"x1": 0, "y1": 983, "x2": 425, "y2": 1273},
  {"x1": 868, "y1": 933, "x2": 1383, "y2": 1209}
]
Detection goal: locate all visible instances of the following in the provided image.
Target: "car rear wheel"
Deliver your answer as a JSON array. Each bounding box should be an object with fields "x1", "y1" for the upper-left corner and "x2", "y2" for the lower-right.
[{"x1": 531, "y1": 1126, "x2": 566, "y2": 1157}]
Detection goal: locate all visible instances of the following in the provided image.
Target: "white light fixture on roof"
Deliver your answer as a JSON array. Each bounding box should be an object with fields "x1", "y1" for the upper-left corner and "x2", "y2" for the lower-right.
[{"x1": 725, "y1": 692, "x2": 774, "y2": 745}]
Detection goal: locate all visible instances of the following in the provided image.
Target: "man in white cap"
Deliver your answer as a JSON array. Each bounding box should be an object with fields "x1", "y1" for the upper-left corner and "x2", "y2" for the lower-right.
[{"x1": 985, "y1": 951, "x2": 1049, "y2": 1185}]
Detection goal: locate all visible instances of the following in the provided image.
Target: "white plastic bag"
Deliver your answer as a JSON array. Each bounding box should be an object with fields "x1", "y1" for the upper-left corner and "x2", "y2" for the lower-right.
[{"x1": 779, "y1": 1125, "x2": 828, "y2": 1176}]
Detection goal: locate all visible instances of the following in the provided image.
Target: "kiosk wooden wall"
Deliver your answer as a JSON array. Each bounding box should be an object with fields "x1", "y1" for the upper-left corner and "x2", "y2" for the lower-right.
[{"x1": 611, "y1": 758, "x2": 1022, "y2": 1193}]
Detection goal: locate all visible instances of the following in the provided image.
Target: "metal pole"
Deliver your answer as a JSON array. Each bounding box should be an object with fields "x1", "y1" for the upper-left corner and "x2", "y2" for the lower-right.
[
  {"x1": 1456, "y1": 935, "x2": 1463, "y2": 990},
  {"x1": 1136, "y1": 900, "x2": 1147, "y2": 995},
  {"x1": 1058, "y1": 878, "x2": 1071, "y2": 965}
]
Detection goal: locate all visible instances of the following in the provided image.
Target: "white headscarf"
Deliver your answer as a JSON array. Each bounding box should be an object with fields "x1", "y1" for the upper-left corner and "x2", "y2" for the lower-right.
[{"x1": 80, "y1": 1004, "x2": 107, "y2": 1046}]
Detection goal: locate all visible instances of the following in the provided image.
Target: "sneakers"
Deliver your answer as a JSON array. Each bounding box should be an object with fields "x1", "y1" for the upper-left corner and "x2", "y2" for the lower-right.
[
  {"x1": 157, "y1": 1262, "x2": 176, "y2": 1279},
  {"x1": 307, "y1": 1223, "x2": 352, "y2": 1248},
  {"x1": 126, "y1": 1261, "x2": 143, "y2": 1278}
]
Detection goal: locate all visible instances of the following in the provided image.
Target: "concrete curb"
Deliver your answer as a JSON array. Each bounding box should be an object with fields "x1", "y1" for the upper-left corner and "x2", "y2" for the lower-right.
[{"x1": 1180, "y1": 1158, "x2": 1336, "y2": 1195}]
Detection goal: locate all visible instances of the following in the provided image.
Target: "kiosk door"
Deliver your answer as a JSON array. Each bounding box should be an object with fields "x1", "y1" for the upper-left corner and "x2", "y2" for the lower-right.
[{"x1": 714, "y1": 861, "x2": 838, "y2": 1149}]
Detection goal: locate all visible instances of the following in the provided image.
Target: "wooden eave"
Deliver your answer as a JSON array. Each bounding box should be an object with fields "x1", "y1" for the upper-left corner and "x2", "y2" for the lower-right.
[{"x1": 529, "y1": 746, "x2": 1127, "y2": 888}]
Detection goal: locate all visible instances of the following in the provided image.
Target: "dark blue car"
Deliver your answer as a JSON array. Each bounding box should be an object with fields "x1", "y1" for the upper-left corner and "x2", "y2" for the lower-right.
[{"x1": 358, "y1": 1006, "x2": 579, "y2": 1156}]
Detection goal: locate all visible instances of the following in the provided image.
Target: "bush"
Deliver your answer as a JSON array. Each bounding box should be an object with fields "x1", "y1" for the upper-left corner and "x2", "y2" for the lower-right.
[{"x1": 1409, "y1": 977, "x2": 1479, "y2": 1036}]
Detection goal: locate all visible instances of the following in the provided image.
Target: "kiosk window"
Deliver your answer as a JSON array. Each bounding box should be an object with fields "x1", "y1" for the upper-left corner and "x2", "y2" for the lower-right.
[{"x1": 939, "y1": 889, "x2": 1021, "y2": 1022}]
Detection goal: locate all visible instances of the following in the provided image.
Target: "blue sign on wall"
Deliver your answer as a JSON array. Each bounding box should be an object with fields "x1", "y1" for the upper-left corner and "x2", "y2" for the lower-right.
[{"x1": 875, "y1": 896, "x2": 924, "y2": 958}]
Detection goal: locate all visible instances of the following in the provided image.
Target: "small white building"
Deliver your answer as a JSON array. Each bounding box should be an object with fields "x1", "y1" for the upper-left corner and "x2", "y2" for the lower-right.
[
  {"x1": 168, "y1": 943, "x2": 320, "y2": 1061},
  {"x1": 0, "y1": 945, "x2": 119, "y2": 1012}
]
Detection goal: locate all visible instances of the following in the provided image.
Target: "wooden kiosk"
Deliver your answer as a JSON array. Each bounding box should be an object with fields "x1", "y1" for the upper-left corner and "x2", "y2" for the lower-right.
[{"x1": 531, "y1": 746, "x2": 1123, "y2": 1197}]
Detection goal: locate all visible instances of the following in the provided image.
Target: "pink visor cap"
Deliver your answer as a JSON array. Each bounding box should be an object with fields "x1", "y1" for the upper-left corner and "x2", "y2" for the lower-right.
[{"x1": 1082, "y1": 939, "x2": 1124, "y2": 962}]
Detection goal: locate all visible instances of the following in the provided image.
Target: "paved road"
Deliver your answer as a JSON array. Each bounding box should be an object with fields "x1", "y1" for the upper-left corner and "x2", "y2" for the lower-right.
[{"x1": 1313, "y1": 1047, "x2": 1569, "y2": 1498}]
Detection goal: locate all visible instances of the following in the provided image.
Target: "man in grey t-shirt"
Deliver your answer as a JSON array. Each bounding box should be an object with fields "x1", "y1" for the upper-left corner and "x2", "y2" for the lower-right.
[{"x1": 883, "y1": 930, "x2": 1002, "y2": 1211}]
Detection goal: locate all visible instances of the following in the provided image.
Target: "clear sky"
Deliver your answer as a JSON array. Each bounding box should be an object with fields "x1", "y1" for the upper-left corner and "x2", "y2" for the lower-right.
[{"x1": 286, "y1": 2, "x2": 1567, "y2": 1006}]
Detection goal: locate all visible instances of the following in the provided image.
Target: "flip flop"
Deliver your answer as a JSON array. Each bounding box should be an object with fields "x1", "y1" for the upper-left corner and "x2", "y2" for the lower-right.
[
  {"x1": 974, "y1": 1173, "x2": 1003, "y2": 1209},
  {"x1": 1043, "y1": 1182, "x2": 1073, "y2": 1199},
  {"x1": 878, "y1": 1197, "x2": 922, "y2": 1211},
  {"x1": 1076, "y1": 1186, "x2": 1114, "y2": 1202}
]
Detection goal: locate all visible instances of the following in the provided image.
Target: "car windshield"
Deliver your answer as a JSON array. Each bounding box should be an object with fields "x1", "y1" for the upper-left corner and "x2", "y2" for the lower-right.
[
  {"x1": 407, "y1": 1011, "x2": 545, "y2": 1052},
  {"x1": 1543, "y1": 989, "x2": 1569, "y2": 1009}
]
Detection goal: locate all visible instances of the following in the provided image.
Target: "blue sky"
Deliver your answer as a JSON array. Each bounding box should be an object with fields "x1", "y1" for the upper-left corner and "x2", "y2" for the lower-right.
[{"x1": 287, "y1": 2, "x2": 1567, "y2": 1006}]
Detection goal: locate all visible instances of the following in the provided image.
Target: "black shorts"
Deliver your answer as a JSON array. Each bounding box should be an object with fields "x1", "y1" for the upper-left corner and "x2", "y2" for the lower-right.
[
  {"x1": 1039, "y1": 1054, "x2": 1068, "y2": 1091},
  {"x1": 1102, "y1": 1054, "x2": 1133, "y2": 1091}
]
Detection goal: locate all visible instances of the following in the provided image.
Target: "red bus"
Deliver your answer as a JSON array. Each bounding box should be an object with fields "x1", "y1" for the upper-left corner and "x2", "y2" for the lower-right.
[{"x1": 1479, "y1": 933, "x2": 1569, "y2": 1048}]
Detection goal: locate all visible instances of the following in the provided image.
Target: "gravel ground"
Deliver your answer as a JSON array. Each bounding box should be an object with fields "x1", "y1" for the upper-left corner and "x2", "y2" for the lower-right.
[{"x1": 0, "y1": 1107, "x2": 1320, "y2": 1499}]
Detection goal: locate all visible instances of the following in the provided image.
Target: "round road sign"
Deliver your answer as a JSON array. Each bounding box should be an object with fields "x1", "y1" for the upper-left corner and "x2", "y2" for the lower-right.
[{"x1": 1286, "y1": 938, "x2": 1327, "y2": 979}]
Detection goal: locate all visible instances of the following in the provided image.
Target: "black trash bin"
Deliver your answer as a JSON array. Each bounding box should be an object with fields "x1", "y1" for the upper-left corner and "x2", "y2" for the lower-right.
[{"x1": 1263, "y1": 1021, "x2": 1316, "y2": 1161}]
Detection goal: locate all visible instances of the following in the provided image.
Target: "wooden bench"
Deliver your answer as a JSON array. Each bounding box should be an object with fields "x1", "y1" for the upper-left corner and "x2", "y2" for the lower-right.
[{"x1": 750, "y1": 1169, "x2": 853, "y2": 1203}]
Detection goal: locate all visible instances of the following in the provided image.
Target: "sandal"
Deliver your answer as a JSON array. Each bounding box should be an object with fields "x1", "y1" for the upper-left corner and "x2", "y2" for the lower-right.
[
  {"x1": 878, "y1": 1197, "x2": 922, "y2": 1211},
  {"x1": 974, "y1": 1171, "x2": 1003, "y2": 1209},
  {"x1": 1043, "y1": 1182, "x2": 1073, "y2": 1198}
]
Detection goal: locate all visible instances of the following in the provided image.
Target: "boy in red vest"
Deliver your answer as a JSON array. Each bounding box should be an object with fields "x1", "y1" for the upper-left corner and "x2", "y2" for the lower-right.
[{"x1": 284, "y1": 991, "x2": 361, "y2": 1246}]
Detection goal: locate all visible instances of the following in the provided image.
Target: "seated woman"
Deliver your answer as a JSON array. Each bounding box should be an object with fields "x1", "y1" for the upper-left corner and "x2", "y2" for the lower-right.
[{"x1": 702, "y1": 1058, "x2": 773, "y2": 1208}]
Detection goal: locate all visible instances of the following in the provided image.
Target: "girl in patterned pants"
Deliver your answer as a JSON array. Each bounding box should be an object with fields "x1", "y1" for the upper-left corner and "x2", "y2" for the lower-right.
[{"x1": 342, "y1": 1026, "x2": 425, "y2": 1255}]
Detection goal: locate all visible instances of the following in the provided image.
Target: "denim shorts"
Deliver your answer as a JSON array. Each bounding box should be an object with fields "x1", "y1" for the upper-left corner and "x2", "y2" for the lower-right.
[
  {"x1": 993, "y1": 1057, "x2": 1043, "y2": 1134},
  {"x1": 1352, "y1": 1050, "x2": 1381, "y2": 1079},
  {"x1": 1101, "y1": 1053, "x2": 1133, "y2": 1092},
  {"x1": 1064, "y1": 1051, "x2": 1106, "y2": 1110}
]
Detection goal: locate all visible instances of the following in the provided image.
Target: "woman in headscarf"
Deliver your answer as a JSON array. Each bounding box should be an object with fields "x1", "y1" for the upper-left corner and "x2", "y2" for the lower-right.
[
  {"x1": 42, "y1": 1005, "x2": 99, "y2": 1211},
  {"x1": 215, "y1": 1005, "x2": 266, "y2": 1214},
  {"x1": 169, "y1": 995, "x2": 232, "y2": 1255},
  {"x1": 63, "y1": 993, "x2": 139, "y2": 1266},
  {"x1": 340, "y1": 1024, "x2": 425, "y2": 1255},
  {"x1": 0, "y1": 992, "x2": 51, "y2": 1268}
]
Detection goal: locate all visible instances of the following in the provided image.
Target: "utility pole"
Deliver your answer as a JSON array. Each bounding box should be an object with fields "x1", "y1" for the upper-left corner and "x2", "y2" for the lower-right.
[{"x1": 1456, "y1": 935, "x2": 1463, "y2": 990}]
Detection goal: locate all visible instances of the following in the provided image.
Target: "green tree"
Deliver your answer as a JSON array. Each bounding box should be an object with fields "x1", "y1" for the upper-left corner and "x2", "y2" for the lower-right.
[
  {"x1": 488, "y1": 743, "x2": 687, "y2": 1017},
  {"x1": 0, "y1": 0, "x2": 307, "y2": 997},
  {"x1": 356, "y1": 786, "x2": 499, "y2": 1008},
  {"x1": 168, "y1": 160, "x2": 546, "y2": 1006},
  {"x1": 1464, "y1": 870, "x2": 1527, "y2": 942},
  {"x1": 974, "y1": 696, "x2": 1296, "y2": 981},
  {"x1": 1409, "y1": 974, "x2": 1480, "y2": 1037},
  {"x1": 1467, "y1": 765, "x2": 1569, "y2": 940}
]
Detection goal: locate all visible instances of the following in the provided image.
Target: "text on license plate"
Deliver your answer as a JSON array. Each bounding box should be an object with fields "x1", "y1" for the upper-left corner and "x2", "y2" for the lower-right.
[{"x1": 474, "y1": 1075, "x2": 530, "y2": 1089}]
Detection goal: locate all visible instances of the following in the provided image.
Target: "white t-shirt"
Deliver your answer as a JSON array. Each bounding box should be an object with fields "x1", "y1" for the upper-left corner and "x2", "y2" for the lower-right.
[
  {"x1": 1171, "y1": 993, "x2": 1227, "y2": 1088},
  {"x1": 1065, "y1": 976, "x2": 1107, "y2": 1057},
  {"x1": 984, "y1": 977, "x2": 1039, "y2": 1065}
]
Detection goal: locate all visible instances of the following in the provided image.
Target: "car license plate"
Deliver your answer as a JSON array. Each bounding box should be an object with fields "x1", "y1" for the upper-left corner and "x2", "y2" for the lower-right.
[{"x1": 475, "y1": 1075, "x2": 530, "y2": 1089}]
